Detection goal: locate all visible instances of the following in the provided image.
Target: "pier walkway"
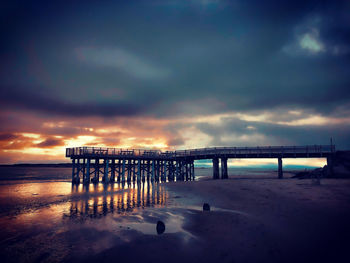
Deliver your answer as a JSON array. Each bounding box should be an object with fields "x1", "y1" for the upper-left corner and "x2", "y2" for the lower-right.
[{"x1": 66, "y1": 145, "x2": 335, "y2": 184}]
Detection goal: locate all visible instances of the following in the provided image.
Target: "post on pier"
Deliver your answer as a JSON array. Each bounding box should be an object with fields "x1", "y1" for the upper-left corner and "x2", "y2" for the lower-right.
[
  {"x1": 191, "y1": 160, "x2": 195, "y2": 180},
  {"x1": 156, "y1": 160, "x2": 160, "y2": 182},
  {"x1": 151, "y1": 160, "x2": 155, "y2": 182},
  {"x1": 127, "y1": 160, "x2": 131, "y2": 183},
  {"x1": 187, "y1": 161, "x2": 192, "y2": 181},
  {"x1": 84, "y1": 158, "x2": 90, "y2": 184},
  {"x1": 175, "y1": 161, "x2": 180, "y2": 181},
  {"x1": 278, "y1": 157, "x2": 283, "y2": 179},
  {"x1": 75, "y1": 159, "x2": 81, "y2": 184},
  {"x1": 103, "y1": 159, "x2": 109, "y2": 183},
  {"x1": 72, "y1": 159, "x2": 76, "y2": 182},
  {"x1": 122, "y1": 159, "x2": 126, "y2": 183},
  {"x1": 137, "y1": 159, "x2": 141, "y2": 183},
  {"x1": 179, "y1": 161, "x2": 183, "y2": 181},
  {"x1": 146, "y1": 160, "x2": 150, "y2": 181},
  {"x1": 167, "y1": 161, "x2": 173, "y2": 181},
  {"x1": 111, "y1": 159, "x2": 115, "y2": 183},
  {"x1": 82, "y1": 158, "x2": 86, "y2": 180},
  {"x1": 185, "y1": 161, "x2": 189, "y2": 181},
  {"x1": 157, "y1": 160, "x2": 161, "y2": 182},
  {"x1": 141, "y1": 160, "x2": 145, "y2": 182},
  {"x1": 161, "y1": 161, "x2": 166, "y2": 182},
  {"x1": 132, "y1": 160, "x2": 136, "y2": 182},
  {"x1": 172, "y1": 161, "x2": 176, "y2": 181},
  {"x1": 327, "y1": 155, "x2": 334, "y2": 177},
  {"x1": 213, "y1": 158, "x2": 219, "y2": 179},
  {"x1": 116, "y1": 159, "x2": 121, "y2": 183},
  {"x1": 93, "y1": 158, "x2": 99, "y2": 183},
  {"x1": 221, "y1": 157, "x2": 228, "y2": 179}
]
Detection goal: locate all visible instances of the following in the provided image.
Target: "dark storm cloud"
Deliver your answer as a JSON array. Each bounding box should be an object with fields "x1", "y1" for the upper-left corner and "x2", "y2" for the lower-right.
[
  {"x1": 0, "y1": 133, "x2": 19, "y2": 141},
  {"x1": 0, "y1": 87, "x2": 152, "y2": 117},
  {"x1": 195, "y1": 117, "x2": 350, "y2": 149},
  {"x1": 0, "y1": 0, "x2": 349, "y2": 118},
  {"x1": 35, "y1": 137, "x2": 64, "y2": 148}
]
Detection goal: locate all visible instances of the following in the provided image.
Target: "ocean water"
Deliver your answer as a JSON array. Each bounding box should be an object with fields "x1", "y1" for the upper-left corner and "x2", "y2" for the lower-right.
[{"x1": 0, "y1": 166, "x2": 299, "y2": 262}]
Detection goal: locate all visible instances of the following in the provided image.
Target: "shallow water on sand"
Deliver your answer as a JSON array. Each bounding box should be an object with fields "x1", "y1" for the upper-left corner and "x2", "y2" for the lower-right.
[
  {"x1": 0, "y1": 181, "x2": 196, "y2": 262},
  {"x1": 0, "y1": 166, "x2": 204, "y2": 262}
]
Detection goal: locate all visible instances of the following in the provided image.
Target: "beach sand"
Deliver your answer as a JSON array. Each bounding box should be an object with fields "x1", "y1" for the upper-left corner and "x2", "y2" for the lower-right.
[
  {"x1": 86, "y1": 177, "x2": 350, "y2": 263},
  {"x1": 1, "y1": 175, "x2": 350, "y2": 263}
]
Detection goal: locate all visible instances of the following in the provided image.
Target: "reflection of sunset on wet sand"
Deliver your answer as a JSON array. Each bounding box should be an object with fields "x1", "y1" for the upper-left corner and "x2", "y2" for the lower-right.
[{"x1": 68, "y1": 182, "x2": 168, "y2": 219}]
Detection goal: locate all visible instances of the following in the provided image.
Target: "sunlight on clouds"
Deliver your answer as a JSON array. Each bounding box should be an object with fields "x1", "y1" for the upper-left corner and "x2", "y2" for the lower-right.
[
  {"x1": 299, "y1": 29, "x2": 325, "y2": 53},
  {"x1": 288, "y1": 110, "x2": 302, "y2": 116},
  {"x1": 21, "y1": 133, "x2": 41, "y2": 139},
  {"x1": 180, "y1": 127, "x2": 212, "y2": 149},
  {"x1": 42, "y1": 122, "x2": 67, "y2": 128},
  {"x1": 220, "y1": 133, "x2": 270, "y2": 145},
  {"x1": 278, "y1": 115, "x2": 350, "y2": 126},
  {"x1": 95, "y1": 127, "x2": 126, "y2": 134},
  {"x1": 4, "y1": 147, "x2": 62, "y2": 156},
  {"x1": 64, "y1": 136, "x2": 99, "y2": 147},
  {"x1": 179, "y1": 110, "x2": 350, "y2": 127}
]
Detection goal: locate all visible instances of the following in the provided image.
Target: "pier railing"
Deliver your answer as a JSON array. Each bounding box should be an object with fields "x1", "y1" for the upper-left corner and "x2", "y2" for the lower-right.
[{"x1": 66, "y1": 145, "x2": 335, "y2": 159}]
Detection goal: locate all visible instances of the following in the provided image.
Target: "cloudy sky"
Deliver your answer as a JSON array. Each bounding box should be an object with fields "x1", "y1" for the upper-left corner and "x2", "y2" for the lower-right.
[{"x1": 1, "y1": 0, "x2": 349, "y2": 164}]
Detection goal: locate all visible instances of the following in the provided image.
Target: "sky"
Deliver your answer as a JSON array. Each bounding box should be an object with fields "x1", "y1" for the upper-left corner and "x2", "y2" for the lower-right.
[{"x1": 0, "y1": 0, "x2": 350, "y2": 164}]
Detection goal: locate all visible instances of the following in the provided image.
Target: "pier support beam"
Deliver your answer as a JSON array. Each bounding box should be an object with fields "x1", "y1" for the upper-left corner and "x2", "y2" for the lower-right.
[
  {"x1": 185, "y1": 161, "x2": 189, "y2": 181},
  {"x1": 103, "y1": 159, "x2": 109, "y2": 183},
  {"x1": 117, "y1": 159, "x2": 121, "y2": 183},
  {"x1": 72, "y1": 159, "x2": 76, "y2": 182},
  {"x1": 278, "y1": 157, "x2": 283, "y2": 179},
  {"x1": 146, "y1": 160, "x2": 150, "y2": 181},
  {"x1": 175, "y1": 161, "x2": 180, "y2": 181},
  {"x1": 92, "y1": 158, "x2": 99, "y2": 184},
  {"x1": 221, "y1": 157, "x2": 228, "y2": 179},
  {"x1": 127, "y1": 160, "x2": 131, "y2": 183},
  {"x1": 122, "y1": 159, "x2": 126, "y2": 183},
  {"x1": 141, "y1": 160, "x2": 145, "y2": 182},
  {"x1": 111, "y1": 159, "x2": 115, "y2": 183},
  {"x1": 191, "y1": 160, "x2": 195, "y2": 180},
  {"x1": 137, "y1": 160, "x2": 141, "y2": 183},
  {"x1": 151, "y1": 160, "x2": 155, "y2": 182},
  {"x1": 213, "y1": 158, "x2": 219, "y2": 179},
  {"x1": 84, "y1": 158, "x2": 90, "y2": 184},
  {"x1": 180, "y1": 161, "x2": 185, "y2": 181},
  {"x1": 327, "y1": 156, "x2": 334, "y2": 177}
]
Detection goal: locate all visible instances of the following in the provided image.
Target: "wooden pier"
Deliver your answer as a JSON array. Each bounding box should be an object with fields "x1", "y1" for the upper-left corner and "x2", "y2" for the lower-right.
[{"x1": 66, "y1": 145, "x2": 335, "y2": 184}]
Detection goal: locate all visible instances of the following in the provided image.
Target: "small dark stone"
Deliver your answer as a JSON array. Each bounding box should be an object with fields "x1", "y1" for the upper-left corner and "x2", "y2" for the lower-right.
[
  {"x1": 203, "y1": 203, "x2": 210, "y2": 211},
  {"x1": 156, "y1": 220, "x2": 165, "y2": 234}
]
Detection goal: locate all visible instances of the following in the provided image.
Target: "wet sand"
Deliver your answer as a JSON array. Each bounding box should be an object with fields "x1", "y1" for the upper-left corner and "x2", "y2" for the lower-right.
[
  {"x1": 85, "y1": 177, "x2": 350, "y2": 263},
  {"x1": 1, "y1": 174, "x2": 350, "y2": 263}
]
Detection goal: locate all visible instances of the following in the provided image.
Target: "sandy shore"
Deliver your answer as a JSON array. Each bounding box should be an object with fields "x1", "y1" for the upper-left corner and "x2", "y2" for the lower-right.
[
  {"x1": 87, "y1": 178, "x2": 350, "y2": 263},
  {"x1": 1, "y1": 176, "x2": 350, "y2": 263}
]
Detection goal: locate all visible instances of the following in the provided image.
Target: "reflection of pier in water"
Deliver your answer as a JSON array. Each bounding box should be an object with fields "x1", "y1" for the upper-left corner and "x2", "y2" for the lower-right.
[{"x1": 66, "y1": 182, "x2": 168, "y2": 219}]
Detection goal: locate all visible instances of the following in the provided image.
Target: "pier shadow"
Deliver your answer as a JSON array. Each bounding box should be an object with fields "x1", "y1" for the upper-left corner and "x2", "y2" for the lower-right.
[{"x1": 66, "y1": 182, "x2": 168, "y2": 220}]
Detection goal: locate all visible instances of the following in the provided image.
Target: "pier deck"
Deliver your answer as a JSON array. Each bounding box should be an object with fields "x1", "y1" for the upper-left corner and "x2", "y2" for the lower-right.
[{"x1": 66, "y1": 145, "x2": 335, "y2": 184}]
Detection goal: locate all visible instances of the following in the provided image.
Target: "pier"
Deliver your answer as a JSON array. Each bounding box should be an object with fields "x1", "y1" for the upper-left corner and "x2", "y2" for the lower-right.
[{"x1": 66, "y1": 144, "x2": 335, "y2": 184}]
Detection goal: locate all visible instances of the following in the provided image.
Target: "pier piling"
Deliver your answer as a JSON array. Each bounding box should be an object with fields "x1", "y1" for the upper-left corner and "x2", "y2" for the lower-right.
[{"x1": 278, "y1": 157, "x2": 283, "y2": 179}]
